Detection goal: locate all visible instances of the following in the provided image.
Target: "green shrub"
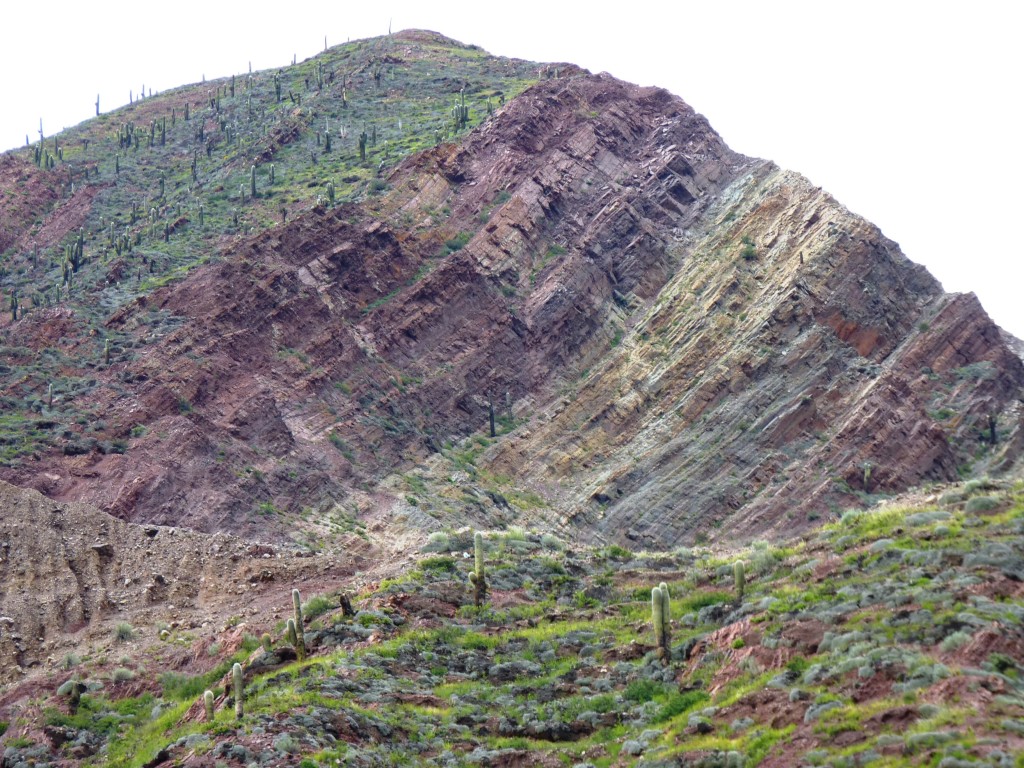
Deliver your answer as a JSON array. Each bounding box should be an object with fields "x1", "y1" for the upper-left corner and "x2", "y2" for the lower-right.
[
  {"x1": 115, "y1": 622, "x2": 135, "y2": 642},
  {"x1": 656, "y1": 690, "x2": 709, "y2": 722},
  {"x1": 602, "y1": 544, "x2": 632, "y2": 560},
  {"x1": 624, "y1": 679, "x2": 659, "y2": 703},
  {"x1": 740, "y1": 235, "x2": 757, "y2": 260},
  {"x1": 940, "y1": 631, "x2": 973, "y2": 653},
  {"x1": 540, "y1": 534, "x2": 565, "y2": 550},
  {"x1": 112, "y1": 667, "x2": 135, "y2": 682},
  {"x1": 303, "y1": 594, "x2": 335, "y2": 621},
  {"x1": 419, "y1": 556, "x2": 458, "y2": 576},
  {"x1": 443, "y1": 231, "x2": 471, "y2": 253},
  {"x1": 964, "y1": 495, "x2": 1000, "y2": 513}
]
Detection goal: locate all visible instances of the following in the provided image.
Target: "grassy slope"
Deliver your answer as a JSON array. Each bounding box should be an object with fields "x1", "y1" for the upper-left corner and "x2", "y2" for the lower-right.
[{"x1": 2, "y1": 478, "x2": 1021, "y2": 767}]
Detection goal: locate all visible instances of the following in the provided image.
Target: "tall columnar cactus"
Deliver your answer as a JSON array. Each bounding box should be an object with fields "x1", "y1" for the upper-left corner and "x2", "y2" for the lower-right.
[
  {"x1": 250, "y1": 165, "x2": 257, "y2": 198},
  {"x1": 269, "y1": 163, "x2": 275, "y2": 185},
  {"x1": 652, "y1": 582, "x2": 671, "y2": 659},
  {"x1": 733, "y1": 560, "x2": 745, "y2": 605},
  {"x1": 261, "y1": 633, "x2": 273, "y2": 653},
  {"x1": 286, "y1": 618, "x2": 298, "y2": 647},
  {"x1": 292, "y1": 588, "x2": 307, "y2": 660},
  {"x1": 232, "y1": 662, "x2": 244, "y2": 719},
  {"x1": 203, "y1": 689, "x2": 215, "y2": 721},
  {"x1": 468, "y1": 532, "x2": 487, "y2": 607}
]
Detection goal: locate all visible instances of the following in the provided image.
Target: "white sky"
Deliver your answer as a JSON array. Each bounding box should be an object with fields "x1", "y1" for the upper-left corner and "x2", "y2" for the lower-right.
[{"x1": 3, "y1": 1, "x2": 1021, "y2": 336}]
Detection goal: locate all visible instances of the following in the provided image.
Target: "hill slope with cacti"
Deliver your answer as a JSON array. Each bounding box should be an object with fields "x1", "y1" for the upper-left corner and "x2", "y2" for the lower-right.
[
  {"x1": 1, "y1": 477, "x2": 1022, "y2": 766},
  {"x1": 1, "y1": 30, "x2": 1023, "y2": 552}
]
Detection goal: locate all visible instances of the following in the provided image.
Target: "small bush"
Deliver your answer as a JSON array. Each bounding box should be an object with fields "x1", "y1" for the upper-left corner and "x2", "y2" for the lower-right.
[
  {"x1": 112, "y1": 667, "x2": 135, "y2": 682},
  {"x1": 443, "y1": 231, "x2": 471, "y2": 253},
  {"x1": 940, "y1": 631, "x2": 973, "y2": 653},
  {"x1": 602, "y1": 544, "x2": 632, "y2": 561},
  {"x1": 964, "y1": 495, "x2": 1000, "y2": 513},
  {"x1": 656, "y1": 690, "x2": 709, "y2": 722},
  {"x1": 304, "y1": 594, "x2": 335, "y2": 621},
  {"x1": 740, "y1": 235, "x2": 757, "y2": 260},
  {"x1": 419, "y1": 556, "x2": 458, "y2": 576},
  {"x1": 422, "y1": 531, "x2": 452, "y2": 553},
  {"x1": 540, "y1": 533, "x2": 565, "y2": 550},
  {"x1": 115, "y1": 622, "x2": 135, "y2": 642},
  {"x1": 624, "y1": 679, "x2": 660, "y2": 703}
]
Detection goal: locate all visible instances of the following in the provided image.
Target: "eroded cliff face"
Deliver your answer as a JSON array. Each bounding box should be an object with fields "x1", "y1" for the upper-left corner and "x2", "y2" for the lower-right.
[
  {"x1": 1, "y1": 70, "x2": 1021, "y2": 548},
  {"x1": 0, "y1": 481, "x2": 366, "y2": 684}
]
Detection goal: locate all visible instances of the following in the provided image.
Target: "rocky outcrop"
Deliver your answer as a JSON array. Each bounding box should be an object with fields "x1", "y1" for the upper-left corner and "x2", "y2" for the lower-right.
[
  {"x1": 0, "y1": 481, "x2": 364, "y2": 684},
  {"x1": 489, "y1": 163, "x2": 1024, "y2": 545}
]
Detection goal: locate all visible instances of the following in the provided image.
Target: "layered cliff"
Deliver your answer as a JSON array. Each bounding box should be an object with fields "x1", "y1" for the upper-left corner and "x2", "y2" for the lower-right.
[{"x1": 0, "y1": 32, "x2": 1020, "y2": 551}]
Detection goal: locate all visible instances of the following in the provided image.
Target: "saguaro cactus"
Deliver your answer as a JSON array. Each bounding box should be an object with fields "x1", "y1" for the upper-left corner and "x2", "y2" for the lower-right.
[
  {"x1": 203, "y1": 689, "x2": 215, "y2": 721},
  {"x1": 468, "y1": 532, "x2": 487, "y2": 607},
  {"x1": 292, "y1": 588, "x2": 306, "y2": 660},
  {"x1": 733, "y1": 561, "x2": 745, "y2": 605},
  {"x1": 232, "y1": 663, "x2": 244, "y2": 719},
  {"x1": 652, "y1": 582, "x2": 671, "y2": 660},
  {"x1": 286, "y1": 618, "x2": 298, "y2": 647},
  {"x1": 250, "y1": 165, "x2": 257, "y2": 198}
]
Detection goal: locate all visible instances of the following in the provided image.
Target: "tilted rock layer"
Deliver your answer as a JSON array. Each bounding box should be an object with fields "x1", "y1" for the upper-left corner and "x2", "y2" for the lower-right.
[{"x1": 1, "y1": 36, "x2": 1021, "y2": 549}]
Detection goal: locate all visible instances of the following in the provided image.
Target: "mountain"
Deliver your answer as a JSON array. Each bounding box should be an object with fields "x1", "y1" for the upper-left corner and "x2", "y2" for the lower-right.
[
  {"x1": 1, "y1": 28, "x2": 1023, "y2": 768},
  {"x1": 1, "y1": 31, "x2": 1020, "y2": 555}
]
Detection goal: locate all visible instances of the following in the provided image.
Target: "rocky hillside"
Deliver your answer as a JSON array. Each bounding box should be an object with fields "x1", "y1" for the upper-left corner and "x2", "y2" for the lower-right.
[
  {"x1": 0, "y1": 480, "x2": 372, "y2": 688},
  {"x1": 0, "y1": 476, "x2": 1021, "y2": 767},
  {"x1": 0, "y1": 30, "x2": 1021, "y2": 554}
]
